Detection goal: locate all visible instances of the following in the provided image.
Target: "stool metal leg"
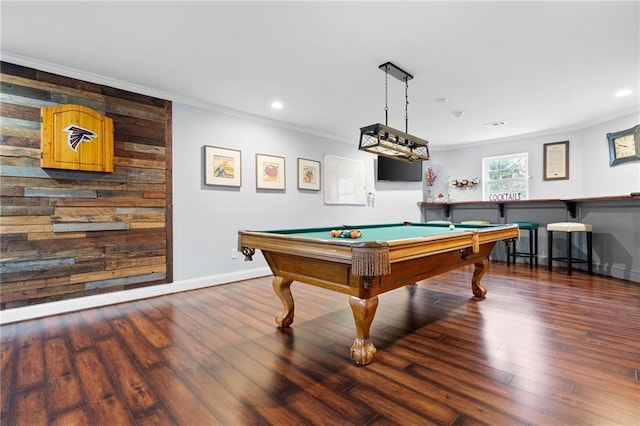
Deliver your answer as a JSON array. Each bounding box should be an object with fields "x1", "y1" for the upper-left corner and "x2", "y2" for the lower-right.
[
  {"x1": 510, "y1": 239, "x2": 516, "y2": 265},
  {"x1": 548, "y1": 230, "x2": 553, "y2": 271},
  {"x1": 534, "y1": 229, "x2": 539, "y2": 267},
  {"x1": 587, "y1": 231, "x2": 593, "y2": 275},
  {"x1": 528, "y1": 229, "x2": 534, "y2": 269},
  {"x1": 567, "y1": 232, "x2": 573, "y2": 276}
]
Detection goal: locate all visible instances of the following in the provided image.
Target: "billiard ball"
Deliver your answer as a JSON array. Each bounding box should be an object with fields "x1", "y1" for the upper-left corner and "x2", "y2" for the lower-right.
[{"x1": 449, "y1": 224, "x2": 455, "y2": 230}]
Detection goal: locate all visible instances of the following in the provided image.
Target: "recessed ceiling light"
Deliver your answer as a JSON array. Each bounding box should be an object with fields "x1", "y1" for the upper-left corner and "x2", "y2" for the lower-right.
[
  {"x1": 485, "y1": 121, "x2": 507, "y2": 128},
  {"x1": 614, "y1": 89, "x2": 632, "y2": 98},
  {"x1": 271, "y1": 101, "x2": 283, "y2": 110}
]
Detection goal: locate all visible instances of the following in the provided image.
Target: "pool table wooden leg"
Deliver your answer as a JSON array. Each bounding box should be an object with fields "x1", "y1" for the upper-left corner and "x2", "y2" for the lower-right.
[
  {"x1": 349, "y1": 296, "x2": 378, "y2": 365},
  {"x1": 272, "y1": 276, "x2": 295, "y2": 328},
  {"x1": 471, "y1": 258, "x2": 488, "y2": 299}
]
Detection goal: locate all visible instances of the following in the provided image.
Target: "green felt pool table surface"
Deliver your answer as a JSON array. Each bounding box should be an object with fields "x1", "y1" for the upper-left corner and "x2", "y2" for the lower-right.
[{"x1": 260, "y1": 222, "x2": 499, "y2": 243}]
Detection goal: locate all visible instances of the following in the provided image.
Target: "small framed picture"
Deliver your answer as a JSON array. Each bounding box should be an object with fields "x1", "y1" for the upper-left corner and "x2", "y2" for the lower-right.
[
  {"x1": 204, "y1": 146, "x2": 241, "y2": 187},
  {"x1": 256, "y1": 153, "x2": 285, "y2": 190},
  {"x1": 607, "y1": 125, "x2": 640, "y2": 166},
  {"x1": 543, "y1": 140, "x2": 569, "y2": 181},
  {"x1": 297, "y1": 158, "x2": 321, "y2": 191}
]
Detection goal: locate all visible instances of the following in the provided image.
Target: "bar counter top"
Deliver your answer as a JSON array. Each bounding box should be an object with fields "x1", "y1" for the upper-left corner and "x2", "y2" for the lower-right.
[{"x1": 418, "y1": 194, "x2": 639, "y2": 218}]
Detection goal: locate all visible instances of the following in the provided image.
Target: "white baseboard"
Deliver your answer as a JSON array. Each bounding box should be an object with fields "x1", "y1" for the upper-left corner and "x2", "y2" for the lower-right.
[{"x1": 0, "y1": 267, "x2": 271, "y2": 325}]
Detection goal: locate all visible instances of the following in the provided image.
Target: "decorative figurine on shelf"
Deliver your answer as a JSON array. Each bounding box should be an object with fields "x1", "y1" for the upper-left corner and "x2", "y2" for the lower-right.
[
  {"x1": 451, "y1": 177, "x2": 479, "y2": 188},
  {"x1": 425, "y1": 167, "x2": 439, "y2": 202}
]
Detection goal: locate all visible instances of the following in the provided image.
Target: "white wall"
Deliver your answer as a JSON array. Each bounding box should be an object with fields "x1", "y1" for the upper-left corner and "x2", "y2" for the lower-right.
[
  {"x1": 424, "y1": 111, "x2": 640, "y2": 202},
  {"x1": 172, "y1": 104, "x2": 422, "y2": 281},
  {"x1": 174, "y1": 105, "x2": 639, "y2": 283},
  {"x1": 579, "y1": 113, "x2": 640, "y2": 197}
]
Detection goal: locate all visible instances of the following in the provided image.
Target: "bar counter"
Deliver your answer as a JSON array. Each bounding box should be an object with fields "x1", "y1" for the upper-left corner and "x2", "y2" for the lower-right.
[{"x1": 417, "y1": 194, "x2": 640, "y2": 283}]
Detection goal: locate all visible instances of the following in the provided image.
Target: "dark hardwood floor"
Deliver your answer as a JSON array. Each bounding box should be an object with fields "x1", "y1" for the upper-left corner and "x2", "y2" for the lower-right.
[{"x1": 1, "y1": 262, "x2": 639, "y2": 425}]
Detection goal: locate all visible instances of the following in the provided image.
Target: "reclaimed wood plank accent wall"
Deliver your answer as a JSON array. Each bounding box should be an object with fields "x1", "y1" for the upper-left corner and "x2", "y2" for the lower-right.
[{"x1": 0, "y1": 62, "x2": 173, "y2": 309}]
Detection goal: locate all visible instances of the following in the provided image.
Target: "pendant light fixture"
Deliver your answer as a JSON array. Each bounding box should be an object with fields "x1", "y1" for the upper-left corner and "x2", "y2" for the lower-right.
[{"x1": 358, "y1": 61, "x2": 430, "y2": 162}]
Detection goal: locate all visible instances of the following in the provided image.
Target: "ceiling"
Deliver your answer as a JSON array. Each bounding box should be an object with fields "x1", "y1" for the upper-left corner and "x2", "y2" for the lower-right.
[{"x1": 2, "y1": 1, "x2": 639, "y2": 148}]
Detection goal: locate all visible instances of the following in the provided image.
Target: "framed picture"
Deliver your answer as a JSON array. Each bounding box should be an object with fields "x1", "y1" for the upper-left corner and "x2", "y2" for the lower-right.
[
  {"x1": 607, "y1": 125, "x2": 640, "y2": 166},
  {"x1": 297, "y1": 158, "x2": 321, "y2": 191},
  {"x1": 543, "y1": 140, "x2": 569, "y2": 181},
  {"x1": 256, "y1": 153, "x2": 285, "y2": 190},
  {"x1": 204, "y1": 145, "x2": 241, "y2": 187}
]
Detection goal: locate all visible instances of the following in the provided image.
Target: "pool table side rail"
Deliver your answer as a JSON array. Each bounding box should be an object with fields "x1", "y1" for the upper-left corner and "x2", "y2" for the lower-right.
[
  {"x1": 238, "y1": 224, "x2": 518, "y2": 270},
  {"x1": 239, "y1": 229, "x2": 479, "y2": 265},
  {"x1": 238, "y1": 231, "x2": 355, "y2": 264},
  {"x1": 384, "y1": 225, "x2": 518, "y2": 266}
]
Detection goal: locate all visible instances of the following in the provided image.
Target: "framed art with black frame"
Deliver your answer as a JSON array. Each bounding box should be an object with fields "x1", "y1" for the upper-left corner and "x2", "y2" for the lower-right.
[{"x1": 543, "y1": 140, "x2": 569, "y2": 181}]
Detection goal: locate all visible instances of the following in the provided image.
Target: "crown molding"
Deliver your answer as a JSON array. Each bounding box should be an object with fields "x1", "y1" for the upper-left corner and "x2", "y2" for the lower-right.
[{"x1": 0, "y1": 51, "x2": 353, "y2": 145}]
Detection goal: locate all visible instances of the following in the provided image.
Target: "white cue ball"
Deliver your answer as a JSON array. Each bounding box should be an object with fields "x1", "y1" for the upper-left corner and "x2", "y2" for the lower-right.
[{"x1": 448, "y1": 224, "x2": 455, "y2": 230}]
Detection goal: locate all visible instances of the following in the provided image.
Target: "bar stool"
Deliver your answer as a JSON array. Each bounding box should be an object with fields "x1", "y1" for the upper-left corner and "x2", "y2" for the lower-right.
[
  {"x1": 547, "y1": 222, "x2": 593, "y2": 275},
  {"x1": 507, "y1": 221, "x2": 539, "y2": 268}
]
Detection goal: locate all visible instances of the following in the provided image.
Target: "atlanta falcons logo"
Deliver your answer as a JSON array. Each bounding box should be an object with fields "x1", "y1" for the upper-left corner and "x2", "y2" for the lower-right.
[{"x1": 63, "y1": 125, "x2": 97, "y2": 151}]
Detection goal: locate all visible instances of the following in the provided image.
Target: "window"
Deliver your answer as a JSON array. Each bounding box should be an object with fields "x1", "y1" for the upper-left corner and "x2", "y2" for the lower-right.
[{"x1": 482, "y1": 153, "x2": 529, "y2": 201}]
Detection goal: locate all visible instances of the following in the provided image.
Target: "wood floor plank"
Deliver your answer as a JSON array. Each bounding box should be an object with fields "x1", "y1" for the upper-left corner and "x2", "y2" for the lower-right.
[
  {"x1": 41, "y1": 315, "x2": 65, "y2": 339},
  {"x1": 235, "y1": 337, "x2": 377, "y2": 423},
  {"x1": 50, "y1": 407, "x2": 92, "y2": 426},
  {"x1": 95, "y1": 336, "x2": 160, "y2": 414},
  {"x1": 407, "y1": 361, "x2": 586, "y2": 425},
  {"x1": 122, "y1": 308, "x2": 172, "y2": 349},
  {"x1": 1, "y1": 262, "x2": 639, "y2": 425},
  {"x1": 133, "y1": 298, "x2": 170, "y2": 321},
  {"x1": 0, "y1": 340, "x2": 14, "y2": 417},
  {"x1": 75, "y1": 349, "x2": 134, "y2": 425},
  {"x1": 160, "y1": 345, "x2": 262, "y2": 425},
  {"x1": 154, "y1": 317, "x2": 225, "y2": 370},
  {"x1": 79, "y1": 308, "x2": 114, "y2": 340},
  {"x1": 47, "y1": 373, "x2": 84, "y2": 417},
  {"x1": 206, "y1": 354, "x2": 310, "y2": 425},
  {"x1": 110, "y1": 316, "x2": 163, "y2": 369},
  {"x1": 134, "y1": 407, "x2": 178, "y2": 426},
  {"x1": 8, "y1": 386, "x2": 47, "y2": 425},
  {"x1": 145, "y1": 365, "x2": 223, "y2": 425},
  {"x1": 64, "y1": 311, "x2": 95, "y2": 352},
  {"x1": 44, "y1": 336, "x2": 84, "y2": 414},
  {"x1": 343, "y1": 382, "x2": 444, "y2": 426},
  {"x1": 509, "y1": 374, "x2": 640, "y2": 425},
  {"x1": 174, "y1": 296, "x2": 249, "y2": 346},
  {"x1": 14, "y1": 326, "x2": 44, "y2": 391},
  {"x1": 251, "y1": 330, "x2": 362, "y2": 393}
]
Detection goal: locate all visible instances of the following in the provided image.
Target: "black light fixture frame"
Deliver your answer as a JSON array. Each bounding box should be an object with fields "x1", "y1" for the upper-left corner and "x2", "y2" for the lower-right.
[{"x1": 358, "y1": 61, "x2": 429, "y2": 163}]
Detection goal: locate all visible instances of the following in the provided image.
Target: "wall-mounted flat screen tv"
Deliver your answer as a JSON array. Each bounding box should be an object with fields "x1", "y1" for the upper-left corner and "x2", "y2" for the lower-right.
[{"x1": 376, "y1": 156, "x2": 423, "y2": 182}]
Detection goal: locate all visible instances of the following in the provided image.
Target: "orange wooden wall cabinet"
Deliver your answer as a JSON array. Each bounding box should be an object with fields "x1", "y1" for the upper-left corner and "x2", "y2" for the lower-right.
[{"x1": 41, "y1": 104, "x2": 114, "y2": 172}]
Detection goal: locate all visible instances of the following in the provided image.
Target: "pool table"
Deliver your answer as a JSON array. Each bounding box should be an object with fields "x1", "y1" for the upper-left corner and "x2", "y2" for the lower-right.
[{"x1": 238, "y1": 221, "x2": 519, "y2": 365}]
